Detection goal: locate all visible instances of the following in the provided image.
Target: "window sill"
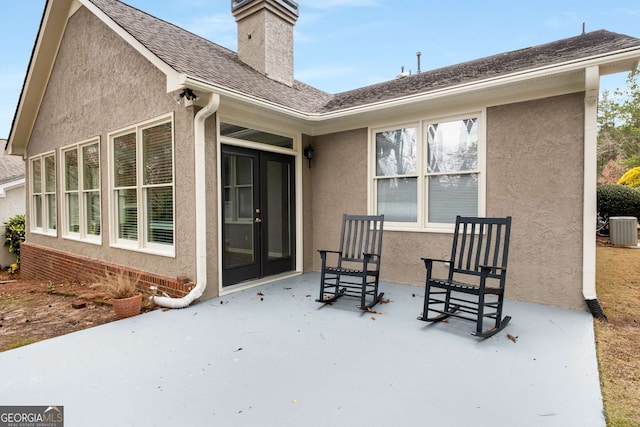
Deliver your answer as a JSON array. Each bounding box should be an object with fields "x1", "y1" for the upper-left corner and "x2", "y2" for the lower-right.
[
  {"x1": 30, "y1": 230, "x2": 57, "y2": 237},
  {"x1": 110, "y1": 242, "x2": 176, "y2": 258},
  {"x1": 382, "y1": 224, "x2": 456, "y2": 233},
  {"x1": 63, "y1": 235, "x2": 103, "y2": 246}
]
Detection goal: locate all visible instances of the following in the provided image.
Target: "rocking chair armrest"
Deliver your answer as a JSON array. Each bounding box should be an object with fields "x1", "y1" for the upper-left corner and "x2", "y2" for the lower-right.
[
  {"x1": 318, "y1": 249, "x2": 341, "y2": 263},
  {"x1": 318, "y1": 249, "x2": 341, "y2": 255},
  {"x1": 421, "y1": 257, "x2": 451, "y2": 266},
  {"x1": 479, "y1": 264, "x2": 506, "y2": 274}
]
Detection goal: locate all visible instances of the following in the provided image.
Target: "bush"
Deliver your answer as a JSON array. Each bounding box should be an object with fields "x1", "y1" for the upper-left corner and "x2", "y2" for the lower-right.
[
  {"x1": 617, "y1": 166, "x2": 640, "y2": 188},
  {"x1": 3, "y1": 214, "x2": 25, "y2": 267},
  {"x1": 597, "y1": 185, "x2": 640, "y2": 221}
]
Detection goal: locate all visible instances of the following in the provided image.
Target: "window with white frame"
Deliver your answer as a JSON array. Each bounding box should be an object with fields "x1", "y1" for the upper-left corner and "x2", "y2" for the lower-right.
[
  {"x1": 110, "y1": 116, "x2": 174, "y2": 253},
  {"x1": 30, "y1": 153, "x2": 57, "y2": 234},
  {"x1": 62, "y1": 140, "x2": 101, "y2": 241},
  {"x1": 372, "y1": 113, "x2": 482, "y2": 229}
]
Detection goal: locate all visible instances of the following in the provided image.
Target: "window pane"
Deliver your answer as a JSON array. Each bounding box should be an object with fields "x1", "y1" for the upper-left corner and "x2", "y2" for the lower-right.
[
  {"x1": 266, "y1": 160, "x2": 291, "y2": 259},
  {"x1": 45, "y1": 156, "x2": 56, "y2": 192},
  {"x1": 118, "y1": 188, "x2": 137, "y2": 240},
  {"x1": 67, "y1": 193, "x2": 79, "y2": 233},
  {"x1": 238, "y1": 187, "x2": 253, "y2": 219},
  {"x1": 236, "y1": 156, "x2": 252, "y2": 186},
  {"x1": 220, "y1": 122, "x2": 293, "y2": 148},
  {"x1": 65, "y1": 150, "x2": 78, "y2": 191},
  {"x1": 427, "y1": 118, "x2": 478, "y2": 173},
  {"x1": 34, "y1": 195, "x2": 42, "y2": 228},
  {"x1": 86, "y1": 191, "x2": 101, "y2": 236},
  {"x1": 143, "y1": 123, "x2": 173, "y2": 185},
  {"x1": 83, "y1": 144, "x2": 100, "y2": 190},
  {"x1": 376, "y1": 127, "x2": 417, "y2": 176},
  {"x1": 32, "y1": 159, "x2": 42, "y2": 193},
  {"x1": 147, "y1": 186, "x2": 173, "y2": 244},
  {"x1": 114, "y1": 133, "x2": 136, "y2": 187},
  {"x1": 377, "y1": 177, "x2": 417, "y2": 222},
  {"x1": 428, "y1": 174, "x2": 478, "y2": 223},
  {"x1": 47, "y1": 193, "x2": 56, "y2": 230}
]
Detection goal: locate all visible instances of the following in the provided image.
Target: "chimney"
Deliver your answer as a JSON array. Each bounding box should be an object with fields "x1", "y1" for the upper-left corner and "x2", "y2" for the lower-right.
[{"x1": 232, "y1": 0, "x2": 299, "y2": 86}]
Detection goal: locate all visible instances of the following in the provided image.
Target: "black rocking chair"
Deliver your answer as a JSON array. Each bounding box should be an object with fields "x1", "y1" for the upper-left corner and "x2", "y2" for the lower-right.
[
  {"x1": 418, "y1": 216, "x2": 512, "y2": 338},
  {"x1": 317, "y1": 214, "x2": 384, "y2": 310}
]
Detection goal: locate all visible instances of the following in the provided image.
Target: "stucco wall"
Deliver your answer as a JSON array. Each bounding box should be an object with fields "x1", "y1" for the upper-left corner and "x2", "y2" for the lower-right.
[
  {"x1": 486, "y1": 92, "x2": 585, "y2": 309},
  {"x1": 26, "y1": 7, "x2": 198, "y2": 282},
  {"x1": 307, "y1": 93, "x2": 586, "y2": 310}
]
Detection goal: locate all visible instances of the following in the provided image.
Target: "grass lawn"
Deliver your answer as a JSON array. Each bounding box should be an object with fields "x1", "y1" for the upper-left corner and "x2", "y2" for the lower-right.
[{"x1": 595, "y1": 246, "x2": 640, "y2": 426}]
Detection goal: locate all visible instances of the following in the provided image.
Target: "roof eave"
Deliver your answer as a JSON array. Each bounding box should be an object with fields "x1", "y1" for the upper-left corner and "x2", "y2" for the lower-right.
[
  {"x1": 7, "y1": 0, "x2": 75, "y2": 158},
  {"x1": 8, "y1": 0, "x2": 184, "y2": 158},
  {"x1": 176, "y1": 45, "x2": 640, "y2": 131}
]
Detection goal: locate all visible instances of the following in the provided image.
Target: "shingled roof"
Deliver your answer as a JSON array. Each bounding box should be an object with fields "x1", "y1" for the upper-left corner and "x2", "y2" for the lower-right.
[
  {"x1": 0, "y1": 140, "x2": 25, "y2": 185},
  {"x1": 88, "y1": 0, "x2": 640, "y2": 115},
  {"x1": 87, "y1": 0, "x2": 332, "y2": 113}
]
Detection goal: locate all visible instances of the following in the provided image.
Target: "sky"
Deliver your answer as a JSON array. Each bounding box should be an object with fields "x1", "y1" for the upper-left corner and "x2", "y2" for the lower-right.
[{"x1": 1, "y1": 0, "x2": 639, "y2": 139}]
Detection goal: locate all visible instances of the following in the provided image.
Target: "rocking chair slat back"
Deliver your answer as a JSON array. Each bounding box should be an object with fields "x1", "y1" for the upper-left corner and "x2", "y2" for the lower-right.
[
  {"x1": 450, "y1": 217, "x2": 511, "y2": 282},
  {"x1": 340, "y1": 215, "x2": 383, "y2": 264}
]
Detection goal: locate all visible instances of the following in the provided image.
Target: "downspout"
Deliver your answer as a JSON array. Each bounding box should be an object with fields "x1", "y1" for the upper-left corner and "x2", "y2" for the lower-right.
[
  {"x1": 583, "y1": 66, "x2": 607, "y2": 321},
  {"x1": 152, "y1": 92, "x2": 220, "y2": 308}
]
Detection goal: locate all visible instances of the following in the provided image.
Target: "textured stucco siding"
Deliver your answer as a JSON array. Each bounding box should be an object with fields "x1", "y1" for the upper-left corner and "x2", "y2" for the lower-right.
[
  {"x1": 236, "y1": 8, "x2": 294, "y2": 86},
  {"x1": 25, "y1": 7, "x2": 199, "y2": 284},
  {"x1": 306, "y1": 93, "x2": 586, "y2": 310},
  {"x1": 486, "y1": 92, "x2": 585, "y2": 309}
]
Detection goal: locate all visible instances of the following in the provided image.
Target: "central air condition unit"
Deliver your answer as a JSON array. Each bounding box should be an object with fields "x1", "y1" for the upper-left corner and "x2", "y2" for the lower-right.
[{"x1": 609, "y1": 216, "x2": 638, "y2": 247}]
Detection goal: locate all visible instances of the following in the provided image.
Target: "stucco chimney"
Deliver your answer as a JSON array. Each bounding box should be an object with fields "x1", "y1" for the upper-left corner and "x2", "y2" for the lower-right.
[{"x1": 231, "y1": 0, "x2": 299, "y2": 87}]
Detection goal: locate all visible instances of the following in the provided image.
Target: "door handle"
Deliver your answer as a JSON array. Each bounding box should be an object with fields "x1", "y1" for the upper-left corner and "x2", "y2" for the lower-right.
[{"x1": 255, "y1": 218, "x2": 262, "y2": 223}]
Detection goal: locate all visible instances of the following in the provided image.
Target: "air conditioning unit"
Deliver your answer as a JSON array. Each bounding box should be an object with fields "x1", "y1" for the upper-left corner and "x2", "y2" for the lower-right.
[{"x1": 609, "y1": 216, "x2": 638, "y2": 247}]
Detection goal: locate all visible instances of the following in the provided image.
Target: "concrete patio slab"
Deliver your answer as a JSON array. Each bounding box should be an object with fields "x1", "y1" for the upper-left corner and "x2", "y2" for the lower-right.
[{"x1": 0, "y1": 273, "x2": 604, "y2": 426}]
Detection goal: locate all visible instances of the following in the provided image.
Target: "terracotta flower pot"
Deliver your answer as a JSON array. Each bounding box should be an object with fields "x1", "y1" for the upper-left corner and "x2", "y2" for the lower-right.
[{"x1": 112, "y1": 293, "x2": 142, "y2": 319}]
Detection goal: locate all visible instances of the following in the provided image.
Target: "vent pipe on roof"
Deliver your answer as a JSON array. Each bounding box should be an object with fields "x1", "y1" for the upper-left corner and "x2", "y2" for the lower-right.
[
  {"x1": 396, "y1": 66, "x2": 410, "y2": 79},
  {"x1": 417, "y1": 51, "x2": 422, "y2": 74}
]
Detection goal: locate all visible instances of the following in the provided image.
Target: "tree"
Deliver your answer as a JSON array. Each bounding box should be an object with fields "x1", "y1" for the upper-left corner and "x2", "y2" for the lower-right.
[
  {"x1": 598, "y1": 68, "x2": 640, "y2": 179},
  {"x1": 618, "y1": 166, "x2": 640, "y2": 188}
]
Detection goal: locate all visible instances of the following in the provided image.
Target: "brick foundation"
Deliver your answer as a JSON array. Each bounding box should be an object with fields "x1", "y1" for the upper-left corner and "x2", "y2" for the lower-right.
[{"x1": 20, "y1": 242, "x2": 194, "y2": 297}]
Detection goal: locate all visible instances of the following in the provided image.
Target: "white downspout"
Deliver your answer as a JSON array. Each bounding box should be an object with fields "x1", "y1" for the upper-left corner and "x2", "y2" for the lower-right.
[
  {"x1": 152, "y1": 92, "x2": 220, "y2": 308},
  {"x1": 583, "y1": 66, "x2": 606, "y2": 319}
]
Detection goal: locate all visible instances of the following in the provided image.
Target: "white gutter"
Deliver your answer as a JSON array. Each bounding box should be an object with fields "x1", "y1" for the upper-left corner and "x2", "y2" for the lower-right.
[
  {"x1": 152, "y1": 92, "x2": 220, "y2": 308},
  {"x1": 582, "y1": 66, "x2": 607, "y2": 319}
]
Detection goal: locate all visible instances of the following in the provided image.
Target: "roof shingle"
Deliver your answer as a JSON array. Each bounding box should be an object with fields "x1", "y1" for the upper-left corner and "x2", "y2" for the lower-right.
[{"x1": 87, "y1": 0, "x2": 640, "y2": 115}]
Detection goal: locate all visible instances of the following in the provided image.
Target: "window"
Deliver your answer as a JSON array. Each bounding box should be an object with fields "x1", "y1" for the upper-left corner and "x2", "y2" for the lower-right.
[
  {"x1": 30, "y1": 153, "x2": 56, "y2": 235},
  {"x1": 374, "y1": 126, "x2": 418, "y2": 222},
  {"x1": 62, "y1": 140, "x2": 101, "y2": 241},
  {"x1": 220, "y1": 122, "x2": 293, "y2": 148},
  {"x1": 372, "y1": 113, "x2": 483, "y2": 230},
  {"x1": 110, "y1": 115, "x2": 174, "y2": 254},
  {"x1": 223, "y1": 155, "x2": 254, "y2": 223}
]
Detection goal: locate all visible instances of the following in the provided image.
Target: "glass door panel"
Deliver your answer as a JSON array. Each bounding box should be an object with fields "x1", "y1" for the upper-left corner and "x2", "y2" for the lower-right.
[
  {"x1": 222, "y1": 146, "x2": 295, "y2": 286},
  {"x1": 222, "y1": 150, "x2": 259, "y2": 283}
]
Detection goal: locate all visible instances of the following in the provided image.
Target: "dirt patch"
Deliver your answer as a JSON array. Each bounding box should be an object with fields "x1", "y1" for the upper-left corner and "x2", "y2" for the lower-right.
[{"x1": 0, "y1": 273, "x2": 156, "y2": 352}]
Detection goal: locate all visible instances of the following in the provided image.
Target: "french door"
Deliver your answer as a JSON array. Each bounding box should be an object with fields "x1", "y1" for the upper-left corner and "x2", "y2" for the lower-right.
[{"x1": 221, "y1": 145, "x2": 295, "y2": 286}]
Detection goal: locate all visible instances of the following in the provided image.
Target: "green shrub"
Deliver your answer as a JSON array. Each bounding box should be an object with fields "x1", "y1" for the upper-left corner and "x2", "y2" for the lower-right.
[
  {"x1": 617, "y1": 166, "x2": 640, "y2": 188},
  {"x1": 3, "y1": 214, "x2": 25, "y2": 266},
  {"x1": 597, "y1": 185, "x2": 640, "y2": 221}
]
